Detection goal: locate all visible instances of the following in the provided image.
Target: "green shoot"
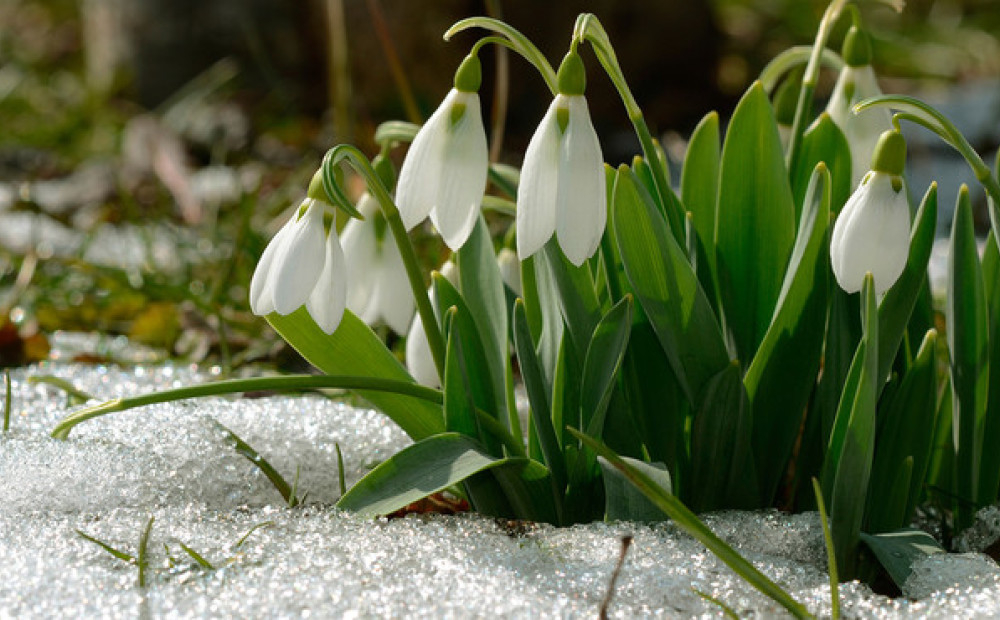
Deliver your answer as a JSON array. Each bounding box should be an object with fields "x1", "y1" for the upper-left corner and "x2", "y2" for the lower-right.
[
  {"x1": 335, "y1": 442, "x2": 347, "y2": 497},
  {"x1": 177, "y1": 541, "x2": 214, "y2": 570},
  {"x1": 208, "y1": 418, "x2": 303, "y2": 507},
  {"x1": 75, "y1": 530, "x2": 135, "y2": 563},
  {"x1": 234, "y1": 521, "x2": 274, "y2": 549},
  {"x1": 137, "y1": 516, "x2": 154, "y2": 588},
  {"x1": 693, "y1": 589, "x2": 740, "y2": 619},
  {"x1": 28, "y1": 375, "x2": 95, "y2": 406},
  {"x1": 3, "y1": 371, "x2": 10, "y2": 432},
  {"x1": 813, "y1": 478, "x2": 840, "y2": 620}
]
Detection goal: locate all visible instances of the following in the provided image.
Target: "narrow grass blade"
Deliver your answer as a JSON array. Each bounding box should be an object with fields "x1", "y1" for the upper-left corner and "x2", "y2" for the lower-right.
[
  {"x1": 76, "y1": 530, "x2": 135, "y2": 563},
  {"x1": 569, "y1": 429, "x2": 813, "y2": 620},
  {"x1": 234, "y1": 521, "x2": 273, "y2": 549},
  {"x1": 335, "y1": 443, "x2": 347, "y2": 497},
  {"x1": 177, "y1": 542, "x2": 214, "y2": 570},
  {"x1": 812, "y1": 478, "x2": 839, "y2": 620},
  {"x1": 27, "y1": 375, "x2": 95, "y2": 406},
  {"x1": 693, "y1": 589, "x2": 739, "y2": 619},
  {"x1": 207, "y1": 418, "x2": 297, "y2": 507},
  {"x1": 137, "y1": 516, "x2": 154, "y2": 588},
  {"x1": 3, "y1": 370, "x2": 10, "y2": 432}
]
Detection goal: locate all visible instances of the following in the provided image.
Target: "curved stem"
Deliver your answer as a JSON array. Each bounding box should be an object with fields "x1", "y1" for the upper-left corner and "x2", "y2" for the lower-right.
[
  {"x1": 786, "y1": 0, "x2": 850, "y2": 172},
  {"x1": 321, "y1": 146, "x2": 447, "y2": 382},
  {"x1": 572, "y1": 14, "x2": 672, "y2": 216},
  {"x1": 857, "y1": 94, "x2": 1000, "y2": 240},
  {"x1": 445, "y1": 18, "x2": 557, "y2": 95},
  {"x1": 759, "y1": 45, "x2": 844, "y2": 94},
  {"x1": 51, "y1": 374, "x2": 442, "y2": 440}
]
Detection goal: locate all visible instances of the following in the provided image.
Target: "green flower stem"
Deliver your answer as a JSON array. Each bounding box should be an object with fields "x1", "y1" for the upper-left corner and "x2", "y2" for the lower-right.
[
  {"x1": 50, "y1": 373, "x2": 525, "y2": 457},
  {"x1": 444, "y1": 18, "x2": 557, "y2": 95},
  {"x1": 321, "y1": 145, "x2": 447, "y2": 382},
  {"x1": 857, "y1": 94, "x2": 1000, "y2": 241},
  {"x1": 572, "y1": 14, "x2": 672, "y2": 217},
  {"x1": 759, "y1": 46, "x2": 844, "y2": 94},
  {"x1": 786, "y1": 0, "x2": 849, "y2": 172}
]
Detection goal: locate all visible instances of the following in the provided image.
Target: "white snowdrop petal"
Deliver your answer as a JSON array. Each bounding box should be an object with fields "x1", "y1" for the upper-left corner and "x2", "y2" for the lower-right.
[
  {"x1": 830, "y1": 172, "x2": 910, "y2": 294},
  {"x1": 396, "y1": 91, "x2": 457, "y2": 230},
  {"x1": 556, "y1": 96, "x2": 607, "y2": 266},
  {"x1": 497, "y1": 247, "x2": 522, "y2": 296},
  {"x1": 516, "y1": 98, "x2": 562, "y2": 260},
  {"x1": 826, "y1": 66, "x2": 892, "y2": 187},
  {"x1": 249, "y1": 213, "x2": 296, "y2": 316},
  {"x1": 272, "y1": 201, "x2": 327, "y2": 315},
  {"x1": 405, "y1": 314, "x2": 440, "y2": 388},
  {"x1": 306, "y1": 227, "x2": 348, "y2": 335},
  {"x1": 340, "y1": 210, "x2": 378, "y2": 318},
  {"x1": 431, "y1": 92, "x2": 488, "y2": 250},
  {"x1": 372, "y1": 239, "x2": 415, "y2": 334}
]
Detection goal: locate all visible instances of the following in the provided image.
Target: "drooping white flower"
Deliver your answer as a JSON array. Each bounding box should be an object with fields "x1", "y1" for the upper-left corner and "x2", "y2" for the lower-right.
[
  {"x1": 249, "y1": 198, "x2": 347, "y2": 334},
  {"x1": 395, "y1": 74, "x2": 488, "y2": 251},
  {"x1": 517, "y1": 51, "x2": 606, "y2": 267},
  {"x1": 826, "y1": 26, "x2": 892, "y2": 188},
  {"x1": 341, "y1": 192, "x2": 414, "y2": 334},
  {"x1": 497, "y1": 247, "x2": 522, "y2": 296},
  {"x1": 405, "y1": 262, "x2": 457, "y2": 388},
  {"x1": 830, "y1": 130, "x2": 911, "y2": 295}
]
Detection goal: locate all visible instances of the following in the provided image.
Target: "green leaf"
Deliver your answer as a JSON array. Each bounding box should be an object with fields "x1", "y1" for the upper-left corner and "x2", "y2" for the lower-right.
[
  {"x1": 690, "y1": 361, "x2": 758, "y2": 511},
  {"x1": 443, "y1": 312, "x2": 481, "y2": 440},
  {"x1": 569, "y1": 430, "x2": 812, "y2": 620},
  {"x1": 878, "y1": 183, "x2": 938, "y2": 389},
  {"x1": 823, "y1": 275, "x2": 879, "y2": 580},
  {"x1": 76, "y1": 530, "x2": 135, "y2": 563},
  {"x1": 745, "y1": 163, "x2": 830, "y2": 502},
  {"x1": 456, "y1": 215, "x2": 510, "y2": 418},
  {"x1": 178, "y1": 542, "x2": 215, "y2": 570},
  {"x1": 208, "y1": 418, "x2": 299, "y2": 507},
  {"x1": 598, "y1": 456, "x2": 671, "y2": 522},
  {"x1": 948, "y1": 186, "x2": 989, "y2": 530},
  {"x1": 539, "y1": 242, "x2": 602, "y2": 356},
  {"x1": 337, "y1": 433, "x2": 523, "y2": 516},
  {"x1": 489, "y1": 458, "x2": 560, "y2": 525},
  {"x1": 612, "y1": 165, "x2": 729, "y2": 408},
  {"x1": 790, "y1": 113, "x2": 851, "y2": 218},
  {"x1": 513, "y1": 300, "x2": 566, "y2": 495},
  {"x1": 979, "y1": 232, "x2": 1000, "y2": 504},
  {"x1": 579, "y1": 296, "x2": 633, "y2": 436},
  {"x1": 716, "y1": 81, "x2": 796, "y2": 365},
  {"x1": 682, "y1": 111, "x2": 720, "y2": 264},
  {"x1": 267, "y1": 309, "x2": 444, "y2": 440},
  {"x1": 860, "y1": 529, "x2": 946, "y2": 589},
  {"x1": 868, "y1": 330, "x2": 938, "y2": 533}
]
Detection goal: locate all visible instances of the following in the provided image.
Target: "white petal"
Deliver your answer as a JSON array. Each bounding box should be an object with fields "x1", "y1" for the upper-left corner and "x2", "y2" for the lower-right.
[
  {"x1": 516, "y1": 97, "x2": 562, "y2": 260},
  {"x1": 830, "y1": 172, "x2": 910, "y2": 294},
  {"x1": 405, "y1": 313, "x2": 440, "y2": 388},
  {"x1": 271, "y1": 200, "x2": 327, "y2": 315},
  {"x1": 306, "y1": 227, "x2": 348, "y2": 334},
  {"x1": 826, "y1": 66, "x2": 892, "y2": 187},
  {"x1": 370, "y1": 237, "x2": 414, "y2": 334},
  {"x1": 430, "y1": 91, "x2": 488, "y2": 250},
  {"x1": 556, "y1": 96, "x2": 607, "y2": 266},
  {"x1": 395, "y1": 90, "x2": 459, "y2": 230},
  {"x1": 340, "y1": 203, "x2": 378, "y2": 319},
  {"x1": 249, "y1": 212, "x2": 296, "y2": 316},
  {"x1": 497, "y1": 247, "x2": 522, "y2": 296}
]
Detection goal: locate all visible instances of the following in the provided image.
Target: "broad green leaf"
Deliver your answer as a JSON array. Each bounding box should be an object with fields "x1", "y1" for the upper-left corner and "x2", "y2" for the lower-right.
[
  {"x1": 513, "y1": 300, "x2": 566, "y2": 495},
  {"x1": 745, "y1": 163, "x2": 830, "y2": 503},
  {"x1": 337, "y1": 433, "x2": 522, "y2": 516},
  {"x1": 947, "y1": 186, "x2": 989, "y2": 530},
  {"x1": 443, "y1": 312, "x2": 480, "y2": 440},
  {"x1": 824, "y1": 275, "x2": 879, "y2": 579},
  {"x1": 490, "y1": 458, "x2": 560, "y2": 525},
  {"x1": 790, "y1": 113, "x2": 851, "y2": 218},
  {"x1": 521, "y1": 254, "x2": 564, "y2": 386},
  {"x1": 598, "y1": 456, "x2": 671, "y2": 522},
  {"x1": 456, "y1": 215, "x2": 509, "y2": 419},
  {"x1": 682, "y1": 111, "x2": 720, "y2": 262},
  {"x1": 539, "y1": 242, "x2": 602, "y2": 356},
  {"x1": 878, "y1": 183, "x2": 938, "y2": 389},
  {"x1": 267, "y1": 309, "x2": 444, "y2": 440},
  {"x1": 690, "y1": 361, "x2": 758, "y2": 511},
  {"x1": 980, "y1": 232, "x2": 1000, "y2": 504},
  {"x1": 866, "y1": 457, "x2": 912, "y2": 535},
  {"x1": 868, "y1": 330, "x2": 939, "y2": 532},
  {"x1": 570, "y1": 430, "x2": 812, "y2": 620},
  {"x1": 579, "y1": 296, "x2": 633, "y2": 435},
  {"x1": 860, "y1": 529, "x2": 945, "y2": 589},
  {"x1": 716, "y1": 81, "x2": 796, "y2": 365},
  {"x1": 612, "y1": 164, "x2": 729, "y2": 407}
]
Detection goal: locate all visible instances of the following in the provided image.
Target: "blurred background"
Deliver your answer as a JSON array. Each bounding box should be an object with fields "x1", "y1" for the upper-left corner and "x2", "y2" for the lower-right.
[{"x1": 0, "y1": 0, "x2": 998, "y2": 366}]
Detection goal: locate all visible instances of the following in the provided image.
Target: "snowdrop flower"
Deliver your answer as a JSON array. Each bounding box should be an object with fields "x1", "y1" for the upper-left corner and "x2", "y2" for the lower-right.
[
  {"x1": 250, "y1": 190, "x2": 347, "y2": 335},
  {"x1": 497, "y1": 247, "x2": 522, "y2": 296},
  {"x1": 395, "y1": 54, "x2": 488, "y2": 251},
  {"x1": 405, "y1": 262, "x2": 457, "y2": 388},
  {"x1": 826, "y1": 25, "x2": 893, "y2": 188},
  {"x1": 830, "y1": 129, "x2": 910, "y2": 295},
  {"x1": 341, "y1": 192, "x2": 414, "y2": 334},
  {"x1": 517, "y1": 49, "x2": 606, "y2": 267}
]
